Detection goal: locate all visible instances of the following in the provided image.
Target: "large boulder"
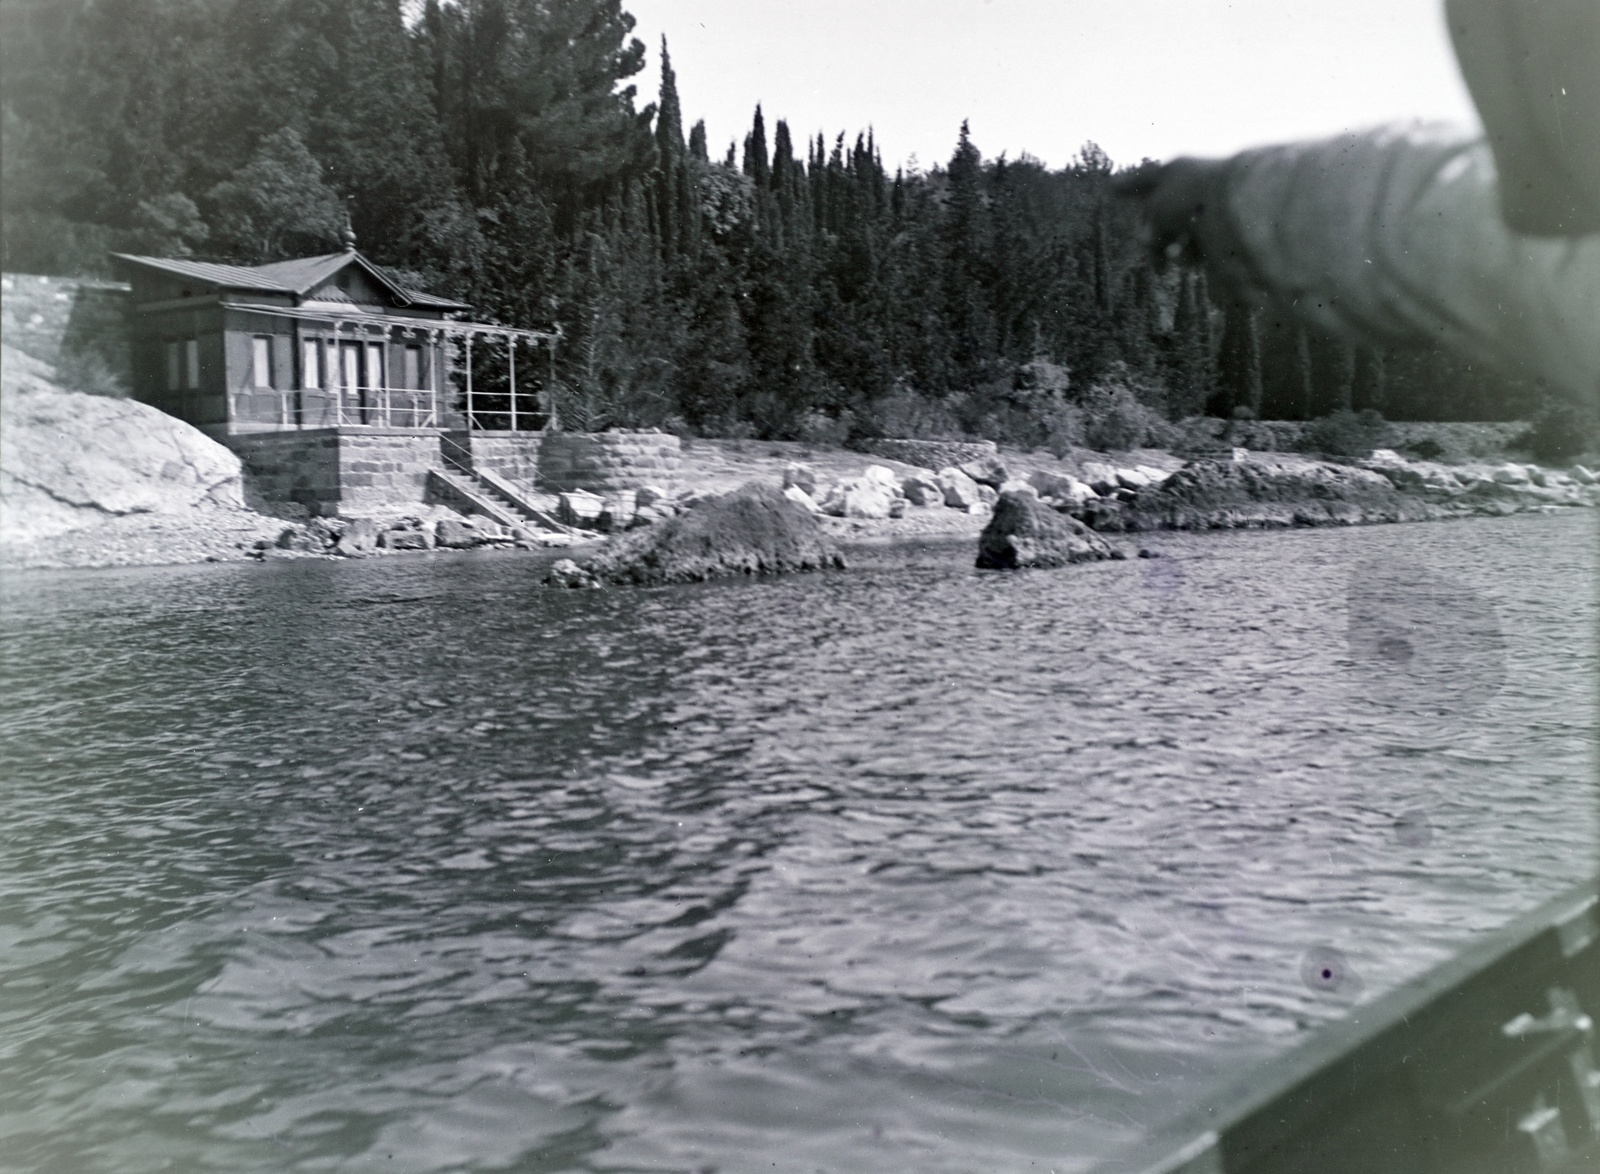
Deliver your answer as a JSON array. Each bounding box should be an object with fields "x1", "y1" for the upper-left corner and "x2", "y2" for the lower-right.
[
  {"x1": 582, "y1": 481, "x2": 846, "y2": 585},
  {"x1": 783, "y1": 485, "x2": 822, "y2": 513},
  {"x1": 337, "y1": 517, "x2": 381, "y2": 555},
  {"x1": 433, "y1": 517, "x2": 481, "y2": 549},
  {"x1": 1118, "y1": 456, "x2": 1434, "y2": 531},
  {"x1": 782, "y1": 463, "x2": 818, "y2": 496},
  {"x1": 958, "y1": 454, "x2": 1009, "y2": 488},
  {"x1": 1028, "y1": 469, "x2": 1097, "y2": 510},
  {"x1": 937, "y1": 466, "x2": 983, "y2": 510},
  {"x1": 0, "y1": 344, "x2": 245, "y2": 544},
  {"x1": 976, "y1": 489, "x2": 1117, "y2": 569},
  {"x1": 841, "y1": 479, "x2": 896, "y2": 519},
  {"x1": 1079, "y1": 461, "x2": 1120, "y2": 494},
  {"x1": 901, "y1": 470, "x2": 944, "y2": 506},
  {"x1": 598, "y1": 491, "x2": 637, "y2": 533},
  {"x1": 558, "y1": 490, "x2": 605, "y2": 528}
]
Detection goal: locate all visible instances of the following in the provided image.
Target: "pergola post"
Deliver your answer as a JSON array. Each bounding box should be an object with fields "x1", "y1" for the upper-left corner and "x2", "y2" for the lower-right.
[
  {"x1": 465, "y1": 333, "x2": 475, "y2": 431},
  {"x1": 332, "y1": 321, "x2": 345, "y2": 426},
  {"x1": 508, "y1": 333, "x2": 518, "y2": 432}
]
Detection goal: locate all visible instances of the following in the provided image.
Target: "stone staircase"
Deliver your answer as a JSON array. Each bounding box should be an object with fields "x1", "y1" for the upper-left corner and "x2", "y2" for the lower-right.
[{"x1": 430, "y1": 437, "x2": 575, "y2": 534}]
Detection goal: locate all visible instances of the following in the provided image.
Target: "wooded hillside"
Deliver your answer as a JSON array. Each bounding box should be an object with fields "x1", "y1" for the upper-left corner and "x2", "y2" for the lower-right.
[{"x1": 0, "y1": 0, "x2": 1541, "y2": 439}]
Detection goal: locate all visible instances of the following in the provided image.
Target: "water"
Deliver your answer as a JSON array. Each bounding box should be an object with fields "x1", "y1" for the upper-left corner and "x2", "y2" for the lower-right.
[{"x1": 1, "y1": 513, "x2": 1594, "y2": 1173}]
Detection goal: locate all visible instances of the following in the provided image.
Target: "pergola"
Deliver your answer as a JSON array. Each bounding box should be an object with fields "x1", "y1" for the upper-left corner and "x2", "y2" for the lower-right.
[{"x1": 220, "y1": 300, "x2": 560, "y2": 431}]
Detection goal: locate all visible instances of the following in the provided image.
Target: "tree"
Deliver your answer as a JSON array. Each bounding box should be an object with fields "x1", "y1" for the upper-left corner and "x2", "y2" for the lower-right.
[
  {"x1": 1212, "y1": 300, "x2": 1262, "y2": 417},
  {"x1": 207, "y1": 127, "x2": 344, "y2": 260}
]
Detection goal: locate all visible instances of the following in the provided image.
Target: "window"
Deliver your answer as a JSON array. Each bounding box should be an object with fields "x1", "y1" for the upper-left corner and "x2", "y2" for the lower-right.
[
  {"x1": 165, "y1": 341, "x2": 181, "y2": 392},
  {"x1": 403, "y1": 345, "x2": 423, "y2": 390},
  {"x1": 365, "y1": 342, "x2": 384, "y2": 391},
  {"x1": 251, "y1": 336, "x2": 273, "y2": 389},
  {"x1": 302, "y1": 338, "x2": 322, "y2": 389},
  {"x1": 184, "y1": 339, "x2": 200, "y2": 390}
]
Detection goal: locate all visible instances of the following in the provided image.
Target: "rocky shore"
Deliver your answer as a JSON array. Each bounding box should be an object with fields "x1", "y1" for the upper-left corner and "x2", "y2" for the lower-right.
[{"x1": 4, "y1": 343, "x2": 1596, "y2": 572}]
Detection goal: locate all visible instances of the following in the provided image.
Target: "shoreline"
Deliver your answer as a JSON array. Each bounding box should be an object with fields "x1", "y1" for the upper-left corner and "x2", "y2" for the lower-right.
[{"x1": 3, "y1": 439, "x2": 1595, "y2": 573}]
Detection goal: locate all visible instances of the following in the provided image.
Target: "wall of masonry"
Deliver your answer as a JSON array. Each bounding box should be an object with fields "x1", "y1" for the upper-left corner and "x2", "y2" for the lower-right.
[{"x1": 537, "y1": 430, "x2": 682, "y2": 492}]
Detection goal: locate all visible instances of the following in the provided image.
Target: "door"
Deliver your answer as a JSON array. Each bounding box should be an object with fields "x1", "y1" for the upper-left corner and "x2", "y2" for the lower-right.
[{"x1": 339, "y1": 342, "x2": 364, "y2": 423}]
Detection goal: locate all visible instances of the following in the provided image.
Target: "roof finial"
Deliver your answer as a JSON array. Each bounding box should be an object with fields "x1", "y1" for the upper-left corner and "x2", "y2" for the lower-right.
[{"x1": 340, "y1": 207, "x2": 357, "y2": 253}]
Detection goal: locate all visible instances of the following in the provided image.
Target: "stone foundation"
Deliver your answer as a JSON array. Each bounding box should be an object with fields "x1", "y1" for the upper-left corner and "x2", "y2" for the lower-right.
[
  {"x1": 229, "y1": 428, "x2": 443, "y2": 517},
  {"x1": 454, "y1": 431, "x2": 543, "y2": 489},
  {"x1": 538, "y1": 430, "x2": 682, "y2": 492}
]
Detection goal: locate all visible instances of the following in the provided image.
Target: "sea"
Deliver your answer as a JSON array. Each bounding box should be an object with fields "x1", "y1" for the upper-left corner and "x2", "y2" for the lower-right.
[{"x1": 1, "y1": 511, "x2": 1594, "y2": 1173}]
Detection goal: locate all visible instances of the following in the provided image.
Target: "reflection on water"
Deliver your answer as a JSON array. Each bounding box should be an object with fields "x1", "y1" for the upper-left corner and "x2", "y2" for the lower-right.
[{"x1": 0, "y1": 513, "x2": 1594, "y2": 1173}]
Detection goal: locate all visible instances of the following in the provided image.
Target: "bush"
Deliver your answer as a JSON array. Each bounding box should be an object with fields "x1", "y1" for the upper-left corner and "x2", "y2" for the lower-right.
[
  {"x1": 1298, "y1": 409, "x2": 1393, "y2": 459},
  {"x1": 1522, "y1": 401, "x2": 1600, "y2": 464},
  {"x1": 54, "y1": 349, "x2": 129, "y2": 397},
  {"x1": 1075, "y1": 371, "x2": 1176, "y2": 452},
  {"x1": 794, "y1": 407, "x2": 854, "y2": 448}
]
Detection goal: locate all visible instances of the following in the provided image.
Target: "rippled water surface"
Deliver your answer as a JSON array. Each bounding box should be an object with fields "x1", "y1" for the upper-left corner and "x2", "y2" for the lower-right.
[{"x1": 1, "y1": 514, "x2": 1595, "y2": 1173}]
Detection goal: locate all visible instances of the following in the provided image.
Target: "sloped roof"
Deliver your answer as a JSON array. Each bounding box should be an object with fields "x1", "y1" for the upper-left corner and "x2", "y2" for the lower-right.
[
  {"x1": 110, "y1": 250, "x2": 472, "y2": 311},
  {"x1": 110, "y1": 254, "x2": 291, "y2": 293}
]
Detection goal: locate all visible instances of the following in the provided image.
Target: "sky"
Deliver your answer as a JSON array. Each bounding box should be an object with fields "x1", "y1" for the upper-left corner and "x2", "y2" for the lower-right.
[{"x1": 623, "y1": 0, "x2": 1482, "y2": 172}]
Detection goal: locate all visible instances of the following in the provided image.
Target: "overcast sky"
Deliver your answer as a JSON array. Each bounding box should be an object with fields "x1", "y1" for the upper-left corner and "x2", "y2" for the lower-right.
[{"x1": 623, "y1": 0, "x2": 1481, "y2": 172}]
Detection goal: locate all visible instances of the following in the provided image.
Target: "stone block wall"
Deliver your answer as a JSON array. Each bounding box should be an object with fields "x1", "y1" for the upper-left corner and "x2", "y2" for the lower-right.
[
  {"x1": 230, "y1": 428, "x2": 443, "y2": 517},
  {"x1": 863, "y1": 438, "x2": 998, "y2": 471},
  {"x1": 459, "y1": 431, "x2": 543, "y2": 489},
  {"x1": 335, "y1": 431, "x2": 442, "y2": 513},
  {"x1": 538, "y1": 430, "x2": 682, "y2": 492},
  {"x1": 1, "y1": 273, "x2": 133, "y2": 390},
  {"x1": 231, "y1": 431, "x2": 344, "y2": 517}
]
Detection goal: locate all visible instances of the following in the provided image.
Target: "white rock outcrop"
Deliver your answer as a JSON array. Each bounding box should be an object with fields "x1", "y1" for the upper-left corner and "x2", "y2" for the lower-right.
[{"x1": 1, "y1": 344, "x2": 245, "y2": 544}]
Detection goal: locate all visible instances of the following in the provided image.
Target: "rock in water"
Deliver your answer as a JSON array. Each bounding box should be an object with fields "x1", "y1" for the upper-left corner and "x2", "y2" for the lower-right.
[
  {"x1": 1120, "y1": 456, "x2": 1434, "y2": 530},
  {"x1": 545, "y1": 558, "x2": 600, "y2": 588},
  {"x1": 584, "y1": 481, "x2": 846, "y2": 585},
  {"x1": 976, "y1": 489, "x2": 1116, "y2": 569}
]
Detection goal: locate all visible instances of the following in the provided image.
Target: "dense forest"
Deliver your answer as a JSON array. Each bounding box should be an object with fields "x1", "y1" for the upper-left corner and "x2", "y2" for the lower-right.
[{"x1": 0, "y1": 0, "x2": 1543, "y2": 442}]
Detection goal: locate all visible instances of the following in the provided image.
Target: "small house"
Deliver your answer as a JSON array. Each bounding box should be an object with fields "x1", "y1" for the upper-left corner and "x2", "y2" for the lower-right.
[
  {"x1": 111, "y1": 234, "x2": 550, "y2": 438},
  {"x1": 107, "y1": 235, "x2": 560, "y2": 517}
]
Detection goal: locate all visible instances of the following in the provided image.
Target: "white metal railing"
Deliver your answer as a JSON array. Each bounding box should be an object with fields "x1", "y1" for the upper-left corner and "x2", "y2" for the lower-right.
[{"x1": 232, "y1": 386, "x2": 441, "y2": 430}]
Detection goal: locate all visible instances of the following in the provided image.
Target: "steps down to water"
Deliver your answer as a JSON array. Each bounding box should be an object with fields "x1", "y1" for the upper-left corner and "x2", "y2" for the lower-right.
[{"x1": 427, "y1": 461, "x2": 576, "y2": 536}]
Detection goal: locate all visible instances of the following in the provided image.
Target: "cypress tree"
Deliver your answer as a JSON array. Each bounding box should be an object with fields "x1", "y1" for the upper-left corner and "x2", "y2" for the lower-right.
[
  {"x1": 1213, "y1": 300, "x2": 1263, "y2": 417},
  {"x1": 1352, "y1": 347, "x2": 1387, "y2": 412},
  {"x1": 1328, "y1": 340, "x2": 1357, "y2": 413},
  {"x1": 654, "y1": 37, "x2": 684, "y2": 162},
  {"x1": 1290, "y1": 324, "x2": 1314, "y2": 419},
  {"x1": 688, "y1": 119, "x2": 708, "y2": 161},
  {"x1": 743, "y1": 105, "x2": 769, "y2": 187}
]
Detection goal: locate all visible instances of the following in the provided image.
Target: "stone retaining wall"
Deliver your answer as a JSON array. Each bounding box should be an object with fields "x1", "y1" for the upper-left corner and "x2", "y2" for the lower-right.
[
  {"x1": 538, "y1": 430, "x2": 682, "y2": 492},
  {"x1": 863, "y1": 438, "x2": 998, "y2": 471},
  {"x1": 230, "y1": 428, "x2": 443, "y2": 517},
  {"x1": 458, "y1": 431, "x2": 543, "y2": 489}
]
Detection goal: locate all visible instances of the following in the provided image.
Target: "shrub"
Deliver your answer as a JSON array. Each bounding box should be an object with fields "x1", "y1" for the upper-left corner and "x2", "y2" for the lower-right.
[
  {"x1": 1298, "y1": 409, "x2": 1393, "y2": 459},
  {"x1": 55, "y1": 349, "x2": 129, "y2": 397},
  {"x1": 1522, "y1": 400, "x2": 1600, "y2": 464},
  {"x1": 1075, "y1": 370, "x2": 1177, "y2": 452},
  {"x1": 794, "y1": 407, "x2": 854, "y2": 448}
]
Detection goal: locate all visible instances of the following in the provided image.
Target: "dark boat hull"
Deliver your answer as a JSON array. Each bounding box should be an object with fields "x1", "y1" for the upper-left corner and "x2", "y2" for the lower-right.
[{"x1": 1092, "y1": 878, "x2": 1600, "y2": 1174}]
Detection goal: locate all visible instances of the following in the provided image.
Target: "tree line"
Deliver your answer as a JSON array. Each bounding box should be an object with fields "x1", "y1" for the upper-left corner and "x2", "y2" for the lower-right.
[{"x1": 0, "y1": 0, "x2": 1540, "y2": 439}]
